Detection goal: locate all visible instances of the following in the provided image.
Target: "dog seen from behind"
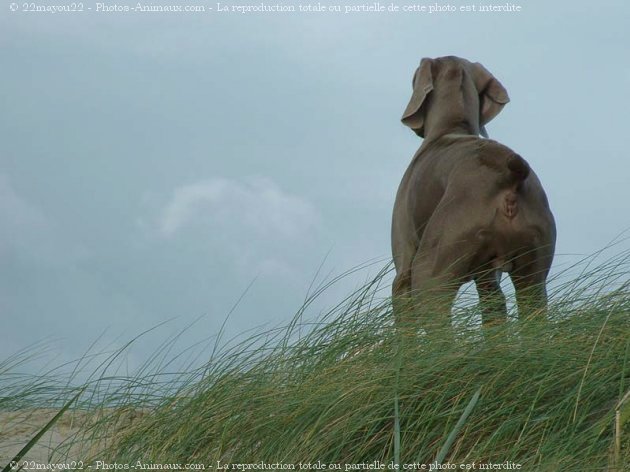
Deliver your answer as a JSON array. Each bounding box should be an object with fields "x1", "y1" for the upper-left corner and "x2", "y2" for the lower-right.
[{"x1": 391, "y1": 56, "x2": 556, "y2": 331}]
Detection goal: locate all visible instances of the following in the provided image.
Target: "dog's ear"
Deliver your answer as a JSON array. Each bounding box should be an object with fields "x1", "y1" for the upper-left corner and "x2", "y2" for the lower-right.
[
  {"x1": 472, "y1": 62, "x2": 510, "y2": 126},
  {"x1": 401, "y1": 58, "x2": 433, "y2": 137}
]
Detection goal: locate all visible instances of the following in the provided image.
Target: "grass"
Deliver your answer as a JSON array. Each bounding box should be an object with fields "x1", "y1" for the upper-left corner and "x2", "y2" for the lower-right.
[{"x1": 2, "y1": 251, "x2": 630, "y2": 471}]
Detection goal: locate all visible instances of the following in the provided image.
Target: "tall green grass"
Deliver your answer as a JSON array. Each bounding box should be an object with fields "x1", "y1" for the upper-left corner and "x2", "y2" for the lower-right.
[
  {"x1": 75, "y1": 252, "x2": 629, "y2": 471},
  {"x1": 3, "y1": 252, "x2": 630, "y2": 470}
]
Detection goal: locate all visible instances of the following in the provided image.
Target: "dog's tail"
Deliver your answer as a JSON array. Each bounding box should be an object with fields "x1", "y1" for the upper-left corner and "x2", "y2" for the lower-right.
[
  {"x1": 477, "y1": 143, "x2": 530, "y2": 185},
  {"x1": 506, "y1": 153, "x2": 530, "y2": 183}
]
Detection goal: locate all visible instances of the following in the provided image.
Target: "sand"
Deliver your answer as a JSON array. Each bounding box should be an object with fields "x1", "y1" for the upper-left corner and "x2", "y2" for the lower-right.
[
  {"x1": 0, "y1": 409, "x2": 90, "y2": 465},
  {"x1": 0, "y1": 407, "x2": 145, "y2": 467}
]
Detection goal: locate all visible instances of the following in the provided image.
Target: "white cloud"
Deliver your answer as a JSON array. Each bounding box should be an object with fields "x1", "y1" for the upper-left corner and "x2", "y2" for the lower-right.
[
  {"x1": 0, "y1": 174, "x2": 91, "y2": 263},
  {"x1": 158, "y1": 176, "x2": 319, "y2": 240},
  {"x1": 0, "y1": 174, "x2": 59, "y2": 260},
  {"x1": 0, "y1": 174, "x2": 47, "y2": 235},
  {"x1": 155, "y1": 176, "x2": 322, "y2": 280}
]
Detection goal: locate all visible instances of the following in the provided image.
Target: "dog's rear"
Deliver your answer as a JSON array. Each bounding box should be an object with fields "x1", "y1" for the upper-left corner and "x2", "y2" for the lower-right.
[{"x1": 453, "y1": 139, "x2": 554, "y2": 278}]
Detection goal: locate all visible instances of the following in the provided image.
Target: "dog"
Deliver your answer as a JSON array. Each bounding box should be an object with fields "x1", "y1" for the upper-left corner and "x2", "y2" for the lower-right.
[{"x1": 391, "y1": 56, "x2": 556, "y2": 330}]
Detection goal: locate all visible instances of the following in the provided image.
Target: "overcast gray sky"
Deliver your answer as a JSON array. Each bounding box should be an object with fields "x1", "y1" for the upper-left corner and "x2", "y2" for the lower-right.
[{"x1": 1, "y1": 0, "x2": 628, "y2": 371}]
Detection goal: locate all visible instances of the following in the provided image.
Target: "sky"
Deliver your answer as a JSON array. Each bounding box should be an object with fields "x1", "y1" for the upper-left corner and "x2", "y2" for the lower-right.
[{"x1": 1, "y1": 0, "x2": 629, "y2": 373}]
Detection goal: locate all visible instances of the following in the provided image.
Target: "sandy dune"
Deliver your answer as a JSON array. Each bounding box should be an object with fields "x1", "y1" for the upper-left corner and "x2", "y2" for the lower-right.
[{"x1": 0, "y1": 409, "x2": 91, "y2": 465}]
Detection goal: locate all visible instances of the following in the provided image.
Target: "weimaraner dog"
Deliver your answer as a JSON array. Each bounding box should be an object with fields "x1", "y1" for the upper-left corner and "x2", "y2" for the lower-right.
[{"x1": 391, "y1": 56, "x2": 556, "y2": 330}]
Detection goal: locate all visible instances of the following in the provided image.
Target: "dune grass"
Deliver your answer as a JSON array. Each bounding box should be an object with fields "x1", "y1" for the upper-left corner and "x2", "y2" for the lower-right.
[{"x1": 2, "y1": 252, "x2": 630, "y2": 471}]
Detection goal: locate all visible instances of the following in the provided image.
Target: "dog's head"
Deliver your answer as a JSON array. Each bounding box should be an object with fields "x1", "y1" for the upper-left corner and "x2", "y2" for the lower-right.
[{"x1": 401, "y1": 56, "x2": 509, "y2": 138}]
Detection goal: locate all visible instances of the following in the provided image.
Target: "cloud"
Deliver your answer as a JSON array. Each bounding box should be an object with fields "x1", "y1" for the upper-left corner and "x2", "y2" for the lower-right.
[
  {"x1": 0, "y1": 174, "x2": 47, "y2": 236},
  {"x1": 159, "y1": 176, "x2": 319, "y2": 239},
  {"x1": 156, "y1": 176, "x2": 321, "y2": 278},
  {"x1": 0, "y1": 174, "x2": 93, "y2": 264}
]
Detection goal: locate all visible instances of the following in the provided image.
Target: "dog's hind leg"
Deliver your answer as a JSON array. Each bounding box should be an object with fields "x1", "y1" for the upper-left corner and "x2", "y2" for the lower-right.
[
  {"x1": 511, "y1": 249, "x2": 553, "y2": 320},
  {"x1": 475, "y1": 269, "x2": 507, "y2": 327},
  {"x1": 409, "y1": 245, "x2": 469, "y2": 337},
  {"x1": 392, "y1": 268, "x2": 413, "y2": 325}
]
